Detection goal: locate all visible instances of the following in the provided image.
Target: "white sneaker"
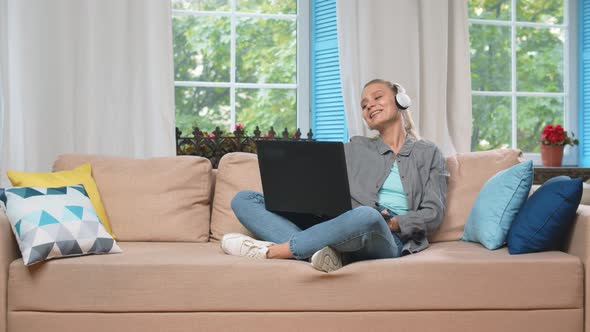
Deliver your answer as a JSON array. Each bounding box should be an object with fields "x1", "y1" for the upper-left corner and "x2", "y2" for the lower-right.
[
  {"x1": 221, "y1": 233, "x2": 275, "y2": 259},
  {"x1": 310, "y1": 246, "x2": 343, "y2": 273}
]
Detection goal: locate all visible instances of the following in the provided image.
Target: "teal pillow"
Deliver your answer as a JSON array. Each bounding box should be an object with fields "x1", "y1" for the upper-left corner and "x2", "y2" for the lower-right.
[{"x1": 461, "y1": 160, "x2": 533, "y2": 250}]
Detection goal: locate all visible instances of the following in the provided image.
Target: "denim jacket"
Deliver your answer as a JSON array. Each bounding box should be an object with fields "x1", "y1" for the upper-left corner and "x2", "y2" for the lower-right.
[{"x1": 344, "y1": 135, "x2": 448, "y2": 255}]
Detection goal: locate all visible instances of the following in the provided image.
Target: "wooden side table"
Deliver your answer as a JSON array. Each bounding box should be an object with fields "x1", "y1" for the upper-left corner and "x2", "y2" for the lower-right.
[{"x1": 533, "y1": 167, "x2": 590, "y2": 185}]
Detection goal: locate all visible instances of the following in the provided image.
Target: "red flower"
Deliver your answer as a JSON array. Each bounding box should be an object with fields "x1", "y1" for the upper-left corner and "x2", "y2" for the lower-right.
[
  {"x1": 556, "y1": 133, "x2": 564, "y2": 141},
  {"x1": 540, "y1": 124, "x2": 577, "y2": 146},
  {"x1": 543, "y1": 125, "x2": 554, "y2": 134}
]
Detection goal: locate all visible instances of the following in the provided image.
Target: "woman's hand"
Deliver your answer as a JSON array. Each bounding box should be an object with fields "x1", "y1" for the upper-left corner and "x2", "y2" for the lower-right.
[
  {"x1": 387, "y1": 217, "x2": 400, "y2": 232},
  {"x1": 380, "y1": 210, "x2": 400, "y2": 232}
]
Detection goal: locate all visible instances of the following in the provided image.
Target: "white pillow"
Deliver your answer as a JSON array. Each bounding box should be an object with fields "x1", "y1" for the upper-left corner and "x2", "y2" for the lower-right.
[{"x1": 0, "y1": 184, "x2": 122, "y2": 265}]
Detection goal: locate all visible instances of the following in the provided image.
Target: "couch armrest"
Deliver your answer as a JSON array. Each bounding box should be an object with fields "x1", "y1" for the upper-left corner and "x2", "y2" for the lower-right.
[
  {"x1": 565, "y1": 204, "x2": 590, "y2": 332},
  {"x1": 0, "y1": 210, "x2": 19, "y2": 332}
]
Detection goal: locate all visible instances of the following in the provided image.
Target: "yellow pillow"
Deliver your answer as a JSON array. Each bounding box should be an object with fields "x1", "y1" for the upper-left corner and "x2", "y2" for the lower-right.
[{"x1": 6, "y1": 163, "x2": 116, "y2": 238}]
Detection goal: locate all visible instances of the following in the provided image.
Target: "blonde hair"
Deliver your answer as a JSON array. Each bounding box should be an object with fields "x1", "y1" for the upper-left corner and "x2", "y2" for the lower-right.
[{"x1": 363, "y1": 79, "x2": 420, "y2": 139}]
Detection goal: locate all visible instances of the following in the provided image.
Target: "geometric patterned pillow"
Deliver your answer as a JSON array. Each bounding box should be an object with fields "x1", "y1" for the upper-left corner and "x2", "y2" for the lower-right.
[{"x1": 0, "y1": 184, "x2": 122, "y2": 265}]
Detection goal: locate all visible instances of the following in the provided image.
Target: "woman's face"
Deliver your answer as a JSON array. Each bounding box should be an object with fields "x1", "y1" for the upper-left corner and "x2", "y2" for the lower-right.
[{"x1": 361, "y1": 82, "x2": 400, "y2": 130}]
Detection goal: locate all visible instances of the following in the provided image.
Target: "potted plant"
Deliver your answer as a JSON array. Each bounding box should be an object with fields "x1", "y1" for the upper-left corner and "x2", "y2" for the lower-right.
[{"x1": 539, "y1": 124, "x2": 579, "y2": 167}]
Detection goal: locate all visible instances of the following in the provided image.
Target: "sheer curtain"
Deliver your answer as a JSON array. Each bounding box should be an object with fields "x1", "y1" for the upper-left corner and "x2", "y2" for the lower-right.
[
  {"x1": 0, "y1": 0, "x2": 176, "y2": 186},
  {"x1": 336, "y1": 0, "x2": 472, "y2": 156}
]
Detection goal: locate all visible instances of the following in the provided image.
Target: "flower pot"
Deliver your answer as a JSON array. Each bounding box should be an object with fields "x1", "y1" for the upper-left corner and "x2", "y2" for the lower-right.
[{"x1": 540, "y1": 144, "x2": 564, "y2": 167}]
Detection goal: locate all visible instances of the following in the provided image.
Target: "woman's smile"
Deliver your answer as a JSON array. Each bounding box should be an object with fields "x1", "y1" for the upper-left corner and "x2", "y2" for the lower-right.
[{"x1": 369, "y1": 109, "x2": 383, "y2": 119}]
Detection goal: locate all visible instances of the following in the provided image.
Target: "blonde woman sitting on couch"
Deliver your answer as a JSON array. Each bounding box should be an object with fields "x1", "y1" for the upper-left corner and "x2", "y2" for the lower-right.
[{"x1": 222, "y1": 79, "x2": 448, "y2": 273}]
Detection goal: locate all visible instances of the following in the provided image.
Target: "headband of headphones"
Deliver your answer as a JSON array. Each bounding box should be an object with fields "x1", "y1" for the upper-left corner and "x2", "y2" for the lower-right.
[{"x1": 392, "y1": 82, "x2": 412, "y2": 110}]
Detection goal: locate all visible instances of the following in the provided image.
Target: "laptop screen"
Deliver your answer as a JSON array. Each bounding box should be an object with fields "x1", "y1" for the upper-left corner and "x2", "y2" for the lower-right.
[{"x1": 256, "y1": 140, "x2": 352, "y2": 219}]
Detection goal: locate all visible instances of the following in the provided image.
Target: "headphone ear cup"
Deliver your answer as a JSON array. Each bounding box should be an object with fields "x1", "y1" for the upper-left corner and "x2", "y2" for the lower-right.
[{"x1": 395, "y1": 93, "x2": 412, "y2": 110}]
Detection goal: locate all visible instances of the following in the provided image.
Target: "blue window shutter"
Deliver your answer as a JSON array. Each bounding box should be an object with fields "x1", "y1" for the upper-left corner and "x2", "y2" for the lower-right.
[
  {"x1": 311, "y1": 0, "x2": 348, "y2": 142},
  {"x1": 580, "y1": 0, "x2": 590, "y2": 166}
]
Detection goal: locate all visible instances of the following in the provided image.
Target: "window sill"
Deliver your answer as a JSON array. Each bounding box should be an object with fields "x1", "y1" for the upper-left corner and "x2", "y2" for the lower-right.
[{"x1": 533, "y1": 166, "x2": 590, "y2": 184}]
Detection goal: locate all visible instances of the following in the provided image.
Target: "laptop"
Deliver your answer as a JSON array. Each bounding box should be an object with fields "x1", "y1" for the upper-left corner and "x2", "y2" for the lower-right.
[{"x1": 256, "y1": 140, "x2": 352, "y2": 229}]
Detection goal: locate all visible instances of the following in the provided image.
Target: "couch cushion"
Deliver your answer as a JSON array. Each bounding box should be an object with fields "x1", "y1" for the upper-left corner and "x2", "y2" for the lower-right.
[
  {"x1": 210, "y1": 152, "x2": 261, "y2": 241},
  {"x1": 53, "y1": 154, "x2": 212, "y2": 242},
  {"x1": 8, "y1": 241, "x2": 582, "y2": 312},
  {"x1": 430, "y1": 149, "x2": 523, "y2": 242}
]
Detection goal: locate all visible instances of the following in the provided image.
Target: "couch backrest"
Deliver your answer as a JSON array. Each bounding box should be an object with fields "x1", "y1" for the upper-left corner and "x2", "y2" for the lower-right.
[
  {"x1": 429, "y1": 148, "x2": 523, "y2": 242},
  {"x1": 53, "y1": 149, "x2": 524, "y2": 243},
  {"x1": 54, "y1": 154, "x2": 212, "y2": 242},
  {"x1": 209, "y1": 153, "x2": 261, "y2": 242},
  {"x1": 210, "y1": 149, "x2": 524, "y2": 243}
]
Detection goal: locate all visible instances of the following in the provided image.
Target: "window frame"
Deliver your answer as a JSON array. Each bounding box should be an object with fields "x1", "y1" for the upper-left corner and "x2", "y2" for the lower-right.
[
  {"x1": 171, "y1": 0, "x2": 310, "y2": 134},
  {"x1": 469, "y1": 0, "x2": 577, "y2": 165}
]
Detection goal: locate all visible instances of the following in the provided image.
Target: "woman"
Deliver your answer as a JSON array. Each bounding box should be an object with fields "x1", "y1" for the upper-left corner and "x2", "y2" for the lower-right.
[{"x1": 222, "y1": 79, "x2": 448, "y2": 272}]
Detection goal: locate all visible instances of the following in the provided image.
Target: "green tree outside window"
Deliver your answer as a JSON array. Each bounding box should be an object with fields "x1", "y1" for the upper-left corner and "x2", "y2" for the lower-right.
[
  {"x1": 172, "y1": 0, "x2": 298, "y2": 137},
  {"x1": 469, "y1": 0, "x2": 567, "y2": 153}
]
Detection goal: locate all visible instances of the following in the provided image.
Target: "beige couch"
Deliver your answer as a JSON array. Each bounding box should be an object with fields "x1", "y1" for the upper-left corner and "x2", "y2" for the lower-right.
[{"x1": 0, "y1": 149, "x2": 588, "y2": 332}]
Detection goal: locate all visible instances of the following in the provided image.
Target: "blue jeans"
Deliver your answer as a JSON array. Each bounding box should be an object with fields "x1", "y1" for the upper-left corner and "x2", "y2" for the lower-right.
[{"x1": 231, "y1": 190, "x2": 404, "y2": 264}]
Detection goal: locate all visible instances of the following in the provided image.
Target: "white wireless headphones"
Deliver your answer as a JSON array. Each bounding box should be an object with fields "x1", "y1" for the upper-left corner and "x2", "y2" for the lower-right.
[{"x1": 392, "y1": 82, "x2": 412, "y2": 110}]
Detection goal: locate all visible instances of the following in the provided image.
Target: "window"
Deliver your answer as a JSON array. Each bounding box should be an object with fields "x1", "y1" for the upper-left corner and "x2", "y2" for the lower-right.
[
  {"x1": 468, "y1": 0, "x2": 576, "y2": 164},
  {"x1": 171, "y1": 0, "x2": 309, "y2": 136}
]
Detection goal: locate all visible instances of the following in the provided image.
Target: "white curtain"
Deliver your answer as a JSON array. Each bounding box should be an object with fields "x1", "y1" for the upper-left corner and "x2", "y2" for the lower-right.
[
  {"x1": 336, "y1": 0, "x2": 472, "y2": 156},
  {"x1": 0, "y1": 0, "x2": 176, "y2": 186},
  {"x1": 0, "y1": 0, "x2": 7, "y2": 165}
]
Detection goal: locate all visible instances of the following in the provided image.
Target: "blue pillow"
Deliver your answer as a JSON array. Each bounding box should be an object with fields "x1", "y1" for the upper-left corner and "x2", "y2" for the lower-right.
[
  {"x1": 507, "y1": 177, "x2": 582, "y2": 254},
  {"x1": 543, "y1": 175, "x2": 572, "y2": 186},
  {"x1": 461, "y1": 160, "x2": 533, "y2": 250}
]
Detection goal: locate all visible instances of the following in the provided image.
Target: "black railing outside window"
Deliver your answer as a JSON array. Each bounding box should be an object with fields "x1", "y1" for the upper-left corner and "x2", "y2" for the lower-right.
[{"x1": 176, "y1": 124, "x2": 314, "y2": 168}]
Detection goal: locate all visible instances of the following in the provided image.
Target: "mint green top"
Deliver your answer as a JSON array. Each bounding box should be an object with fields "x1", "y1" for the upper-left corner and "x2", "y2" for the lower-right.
[{"x1": 377, "y1": 162, "x2": 409, "y2": 215}]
